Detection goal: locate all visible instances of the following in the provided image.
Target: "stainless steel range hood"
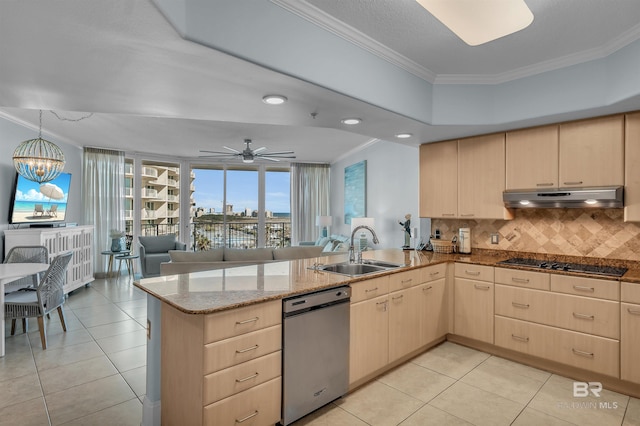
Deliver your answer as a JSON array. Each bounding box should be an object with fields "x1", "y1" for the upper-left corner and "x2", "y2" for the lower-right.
[{"x1": 503, "y1": 186, "x2": 624, "y2": 208}]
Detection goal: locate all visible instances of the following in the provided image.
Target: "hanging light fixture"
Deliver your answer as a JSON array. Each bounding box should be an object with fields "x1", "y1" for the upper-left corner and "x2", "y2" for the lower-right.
[{"x1": 13, "y1": 110, "x2": 65, "y2": 183}]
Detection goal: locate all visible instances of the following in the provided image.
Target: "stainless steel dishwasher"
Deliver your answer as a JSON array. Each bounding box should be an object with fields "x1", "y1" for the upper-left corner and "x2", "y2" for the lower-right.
[{"x1": 281, "y1": 286, "x2": 351, "y2": 425}]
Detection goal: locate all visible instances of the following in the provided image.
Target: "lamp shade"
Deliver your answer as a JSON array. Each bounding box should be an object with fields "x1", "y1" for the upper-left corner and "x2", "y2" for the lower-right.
[
  {"x1": 350, "y1": 217, "x2": 375, "y2": 231},
  {"x1": 13, "y1": 137, "x2": 66, "y2": 183},
  {"x1": 316, "y1": 216, "x2": 332, "y2": 227}
]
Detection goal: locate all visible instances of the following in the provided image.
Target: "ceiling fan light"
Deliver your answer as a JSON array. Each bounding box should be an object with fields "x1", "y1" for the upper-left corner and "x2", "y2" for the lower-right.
[
  {"x1": 416, "y1": 0, "x2": 534, "y2": 46},
  {"x1": 262, "y1": 95, "x2": 288, "y2": 105},
  {"x1": 341, "y1": 118, "x2": 362, "y2": 125}
]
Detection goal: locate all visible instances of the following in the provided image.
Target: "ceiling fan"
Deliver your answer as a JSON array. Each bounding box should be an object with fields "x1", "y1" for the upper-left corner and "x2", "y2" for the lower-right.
[{"x1": 199, "y1": 139, "x2": 296, "y2": 163}]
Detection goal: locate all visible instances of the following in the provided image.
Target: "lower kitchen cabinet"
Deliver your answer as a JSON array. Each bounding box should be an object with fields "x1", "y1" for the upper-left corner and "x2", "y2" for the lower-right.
[
  {"x1": 418, "y1": 279, "x2": 447, "y2": 345},
  {"x1": 454, "y1": 264, "x2": 495, "y2": 344},
  {"x1": 389, "y1": 285, "x2": 423, "y2": 362},
  {"x1": 621, "y1": 303, "x2": 640, "y2": 383},
  {"x1": 349, "y1": 294, "x2": 389, "y2": 384}
]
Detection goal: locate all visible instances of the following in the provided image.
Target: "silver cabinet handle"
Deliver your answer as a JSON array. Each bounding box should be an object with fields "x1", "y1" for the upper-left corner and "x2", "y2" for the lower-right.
[
  {"x1": 573, "y1": 285, "x2": 595, "y2": 293},
  {"x1": 573, "y1": 312, "x2": 595, "y2": 321},
  {"x1": 628, "y1": 308, "x2": 640, "y2": 315},
  {"x1": 442, "y1": 213, "x2": 456, "y2": 217},
  {"x1": 536, "y1": 183, "x2": 554, "y2": 187},
  {"x1": 376, "y1": 300, "x2": 388, "y2": 311},
  {"x1": 511, "y1": 334, "x2": 529, "y2": 342},
  {"x1": 429, "y1": 271, "x2": 440, "y2": 277},
  {"x1": 474, "y1": 284, "x2": 490, "y2": 290},
  {"x1": 401, "y1": 278, "x2": 413, "y2": 284},
  {"x1": 236, "y1": 345, "x2": 259, "y2": 354},
  {"x1": 236, "y1": 411, "x2": 259, "y2": 423},
  {"x1": 423, "y1": 285, "x2": 433, "y2": 292},
  {"x1": 236, "y1": 317, "x2": 259, "y2": 325},
  {"x1": 511, "y1": 277, "x2": 530, "y2": 284},
  {"x1": 512, "y1": 302, "x2": 530, "y2": 309},
  {"x1": 236, "y1": 373, "x2": 259, "y2": 383},
  {"x1": 365, "y1": 287, "x2": 379, "y2": 293},
  {"x1": 465, "y1": 270, "x2": 481, "y2": 276},
  {"x1": 572, "y1": 348, "x2": 594, "y2": 358},
  {"x1": 460, "y1": 214, "x2": 475, "y2": 217},
  {"x1": 392, "y1": 295, "x2": 404, "y2": 301},
  {"x1": 564, "y1": 181, "x2": 583, "y2": 185}
]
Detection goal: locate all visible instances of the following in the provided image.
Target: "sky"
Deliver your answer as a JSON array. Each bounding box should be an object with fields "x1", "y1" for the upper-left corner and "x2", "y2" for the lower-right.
[
  {"x1": 192, "y1": 169, "x2": 290, "y2": 214},
  {"x1": 13, "y1": 172, "x2": 71, "y2": 203}
]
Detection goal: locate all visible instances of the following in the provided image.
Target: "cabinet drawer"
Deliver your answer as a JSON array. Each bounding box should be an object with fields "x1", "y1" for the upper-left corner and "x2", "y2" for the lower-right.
[
  {"x1": 421, "y1": 263, "x2": 447, "y2": 284},
  {"x1": 350, "y1": 275, "x2": 390, "y2": 303},
  {"x1": 550, "y1": 274, "x2": 619, "y2": 301},
  {"x1": 204, "y1": 325, "x2": 281, "y2": 374},
  {"x1": 388, "y1": 268, "x2": 422, "y2": 292},
  {"x1": 495, "y1": 267, "x2": 550, "y2": 290},
  {"x1": 455, "y1": 263, "x2": 494, "y2": 282},
  {"x1": 204, "y1": 300, "x2": 281, "y2": 344},
  {"x1": 495, "y1": 285, "x2": 619, "y2": 339},
  {"x1": 621, "y1": 303, "x2": 640, "y2": 383},
  {"x1": 203, "y1": 377, "x2": 281, "y2": 426},
  {"x1": 204, "y1": 351, "x2": 281, "y2": 405},
  {"x1": 495, "y1": 316, "x2": 619, "y2": 377},
  {"x1": 622, "y1": 282, "x2": 640, "y2": 304}
]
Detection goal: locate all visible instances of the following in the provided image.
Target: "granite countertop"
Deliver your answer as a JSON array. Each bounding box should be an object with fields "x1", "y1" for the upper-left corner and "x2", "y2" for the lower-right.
[{"x1": 133, "y1": 248, "x2": 640, "y2": 314}]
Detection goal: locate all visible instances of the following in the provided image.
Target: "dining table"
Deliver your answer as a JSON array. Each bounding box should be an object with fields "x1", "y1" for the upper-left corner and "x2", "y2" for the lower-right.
[{"x1": 0, "y1": 263, "x2": 49, "y2": 357}]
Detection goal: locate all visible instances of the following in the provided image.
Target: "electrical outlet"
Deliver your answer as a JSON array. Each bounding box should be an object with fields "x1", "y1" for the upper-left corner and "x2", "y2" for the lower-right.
[{"x1": 491, "y1": 233, "x2": 499, "y2": 244}]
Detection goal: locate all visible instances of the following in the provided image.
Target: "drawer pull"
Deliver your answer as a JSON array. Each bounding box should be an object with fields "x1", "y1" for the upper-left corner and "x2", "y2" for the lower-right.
[
  {"x1": 236, "y1": 317, "x2": 259, "y2": 325},
  {"x1": 474, "y1": 284, "x2": 490, "y2": 290},
  {"x1": 465, "y1": 270, "x2": 481, "y2": 276},
  {"x1": 401, "y1": 279, "x2": 413, "y2": 284},
  {"x1": 511, "y1": 334, "x2": 529, "y2": 342},
  {"x1": 429, "y1": 271, "x2": 440, "y2": 277},
  {"x1": 236, "y1": 345, "x2": 259, "y2": 354},
  {"x1": 572, "y1": 348, "x2": 594, "y2": 358},
  {"x1": 236, "y1": 411, "x2": 259, "y2": 423},
  {"x1": 376, "y1": 300, "x2": 388, "y2": 311},
  {"x1": 236, "y1": 372, "x2": 259, "y2": 383},
  {"x1": 443, "y1": 213, "x2": 456, "y2": 217},
  {"x1": 365, "y1": 287, "x2": 379, "y2": 293},
  {"x1": 512, "y1": 302, "x2": 530, "y2": 309},
  {"x1": 573, "y1": 285, "x2": 595, "y2": 293},
  {"x1": 511, "y1": 277, "x2": 530, "y2": 284},
  {"x1": 392, "y1": 295, "x2": 404, "y2": 301},
  {"x1": 628, "y1": 308, "x2": 640, "y2": 315},
  {"x1": 461, "y1": 214, "x2": 475, "y2": 217},
  {"x1": 573, "y1": 312, "x2": 595, "y2": 321},
  {"x1": 423, "y1": 285, "x2": 433, "y2": 291},
  {"x1": 564, "y1": 181, "x2": 584, "y2": 185},
  {"x1": 536, "y1": 183, "x2": 554, "y2": 187}
]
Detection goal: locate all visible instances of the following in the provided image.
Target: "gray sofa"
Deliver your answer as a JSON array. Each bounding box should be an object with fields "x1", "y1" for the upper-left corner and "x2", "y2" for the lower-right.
[
  {"x1": 138, "y1": 235, "x2": 187, "y2": 278},
  {"x1": 298, "y1": 234, "x2": 350, "y2": 252},
  {"x1": 159, "y1": 245, "x2": 330, "y2": 275}
]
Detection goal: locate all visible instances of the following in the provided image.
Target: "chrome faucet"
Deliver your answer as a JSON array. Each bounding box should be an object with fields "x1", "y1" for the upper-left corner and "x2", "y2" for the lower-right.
[{"x1": 349, "y1": 225, "x2": 380, "y2": 264}]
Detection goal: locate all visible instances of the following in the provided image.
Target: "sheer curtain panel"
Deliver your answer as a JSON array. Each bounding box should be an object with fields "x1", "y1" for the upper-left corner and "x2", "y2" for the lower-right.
[
  {"x1": 83, "y1": 147, "x2": 125, "y2": 276},
  {"x1": 290, "y1": 163, "x2": 330, "y2": 245}
]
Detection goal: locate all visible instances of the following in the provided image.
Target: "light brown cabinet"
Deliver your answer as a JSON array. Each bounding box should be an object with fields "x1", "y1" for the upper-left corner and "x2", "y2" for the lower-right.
[
  {"x1": 505, "y1": 125, "x2": 559, "y2": 190},
  {"x1": 454, "y1": 263, "x2": 494, "y2": 343},
  {"x1": 349, "y1": 293, "x2": 389, "y2": 384},
  {"x1": 420, "y1": 140, "x2": 458, "y2": 218},
  {"x1": 621, "y1": 281, "x2": 640, "y2": 384},
  {"x1": 625, "y1": 112, "x2": 640, "y2": 222},
  {"x1": 161, "y1": 300, "x2": 282, "y2": 426},
  {"x1": 458, "y1": 133, "x2": 512, "y2": 220},
  {"x1": 559, "y1": 115, "x2": 624, "y2": 187}
]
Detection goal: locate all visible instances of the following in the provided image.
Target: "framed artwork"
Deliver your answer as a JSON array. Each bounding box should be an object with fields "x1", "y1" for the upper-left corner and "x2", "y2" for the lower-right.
[{"x1": 344, "y1": 160, "x2": 366, "y2": 224}]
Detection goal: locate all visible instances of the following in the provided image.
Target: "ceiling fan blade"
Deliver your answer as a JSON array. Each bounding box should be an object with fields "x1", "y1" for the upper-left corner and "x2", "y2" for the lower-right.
[
  {"x1": 253, "y1": 146, "x2": 267, "y2": 153},
  {"x1": 261, "y1": 156, "x2": 280, "y2": 162},
  {"x1": 223, "y1": 146, "x2": 241, "y2": 153},
  {"x1": 199, "y1": 150, "x2": 235, "y2": 155},
  {"x1": 198, "y1": 154, "x2": 238, "y2": 158},
  {"x1": 260, "y1": 151, "x2": 295, "y2": 155}
]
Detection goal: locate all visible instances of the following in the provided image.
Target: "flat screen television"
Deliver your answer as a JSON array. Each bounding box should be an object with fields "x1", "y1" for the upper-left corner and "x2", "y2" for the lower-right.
[{"x1": 8, "y1": 172, "x2": 71, "y2": 224}]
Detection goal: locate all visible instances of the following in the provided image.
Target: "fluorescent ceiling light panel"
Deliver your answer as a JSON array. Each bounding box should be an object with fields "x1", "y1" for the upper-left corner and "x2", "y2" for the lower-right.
[{"x1": 416, "y1": 0, "x2": 534, "y2": 46}]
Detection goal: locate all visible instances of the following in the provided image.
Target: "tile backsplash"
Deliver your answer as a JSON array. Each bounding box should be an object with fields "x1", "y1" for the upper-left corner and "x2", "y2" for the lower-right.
[{"x1": 431, "y1": 209, "x2": 640, "y2": 261}]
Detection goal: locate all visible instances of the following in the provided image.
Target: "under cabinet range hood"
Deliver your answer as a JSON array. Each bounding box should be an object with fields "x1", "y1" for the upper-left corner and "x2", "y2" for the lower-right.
[{"x1": 503, "y1": 186, "x2": 624, "y2": 208}]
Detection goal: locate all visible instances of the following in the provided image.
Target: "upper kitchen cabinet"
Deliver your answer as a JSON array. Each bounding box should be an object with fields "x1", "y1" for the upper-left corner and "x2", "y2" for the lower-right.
[
  {"x1": 559, "y1": 115, "x2": 624, "y2": 187},
  {"x1": 506, "y1": 125, "x2": 559, "y2": 190},
  {"x1": 458, "y1": 134, "x2": 513, "y2": 220},
  {"x1": 625, "y1": 112, "x2": 640, "y2": 222},
  {"x1": 420, "y1": 140, "x2": 458, "y2": 218}
]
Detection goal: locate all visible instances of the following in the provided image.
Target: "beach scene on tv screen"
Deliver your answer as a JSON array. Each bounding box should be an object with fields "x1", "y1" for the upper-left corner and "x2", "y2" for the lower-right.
[{"x1": 11, "y1": 173, "x2": 70, "y2": 223}]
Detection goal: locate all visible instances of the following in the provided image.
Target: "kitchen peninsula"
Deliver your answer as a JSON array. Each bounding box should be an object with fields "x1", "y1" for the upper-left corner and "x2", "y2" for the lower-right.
[{"x1": 134, "y1": 248, "x2": 640, "y2": 426}]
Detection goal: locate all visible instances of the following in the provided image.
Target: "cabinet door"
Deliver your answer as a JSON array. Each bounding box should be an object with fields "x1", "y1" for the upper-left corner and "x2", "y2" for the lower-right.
[
  {"x1": 349, "y1": 295, "x2": 389, "y2": 384},
  {"x1": 621, "y1": 303, "x2": 640, "y2": 383},
  {"x1": 389, "y1": 287, "x2": 422, "y2": 362},
  {"x1": 625, "y1": 112, "x2": 640, "y2": 222},
  {"x1": 559, "y1": 115, "x2": 624, "y2": 187},
  {"x1": 419, "y1": 279, "x2": 447, "y2": 345},
  {"x1": 454, "y1": 278, "x2": 494, "y2": 343},
  {"x1": 419, "y1": 141, "x2": 458, "y2": 218},
  {"x1": 506, "y1": 125, "x2": 559, "y2": 190},
  {"x1": 458, "y1": 134, "x2": 511, "y2": 220}
]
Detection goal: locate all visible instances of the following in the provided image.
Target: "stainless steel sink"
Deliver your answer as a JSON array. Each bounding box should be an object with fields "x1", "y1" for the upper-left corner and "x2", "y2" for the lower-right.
[
  {"x1": 361, "y1": 259, "x2": 404, "y2": 269},
  {"x1": 312, "y1": 261, "x2": 404, "y2": 277}
]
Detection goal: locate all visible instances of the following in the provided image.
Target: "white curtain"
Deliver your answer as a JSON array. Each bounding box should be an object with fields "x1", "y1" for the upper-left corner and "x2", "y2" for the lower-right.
[
  {"x1": 290, "y1": 163, "x2": 330, "y2": 245},
  {"x1": 83, "y1": 147, "x2": 125, "y2": 276}
]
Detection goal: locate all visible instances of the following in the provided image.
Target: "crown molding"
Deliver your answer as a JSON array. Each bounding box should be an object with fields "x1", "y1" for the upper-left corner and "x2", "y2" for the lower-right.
[
  {"x1": 271, "y1": 0, "x2": 640, "y2": 86},
  {"x1": 331, "y1": 138, "x2": 381, "y2": 164}
]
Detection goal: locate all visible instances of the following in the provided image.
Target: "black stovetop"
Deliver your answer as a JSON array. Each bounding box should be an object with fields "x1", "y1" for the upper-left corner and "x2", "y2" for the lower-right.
[{"x1": 497, "y1": 257, "x2": 627, "y2": 278}]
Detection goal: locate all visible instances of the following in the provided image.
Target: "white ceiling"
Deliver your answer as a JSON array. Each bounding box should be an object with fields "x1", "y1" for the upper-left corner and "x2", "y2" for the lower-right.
[{"x1": 1, "y1": 0, "x2": 640, "y2": 164}]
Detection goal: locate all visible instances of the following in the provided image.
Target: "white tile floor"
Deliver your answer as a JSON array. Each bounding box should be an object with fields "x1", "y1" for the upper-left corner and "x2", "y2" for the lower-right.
[{"x1": 1, "y1": 276, "x2": 638, "y2": 426}]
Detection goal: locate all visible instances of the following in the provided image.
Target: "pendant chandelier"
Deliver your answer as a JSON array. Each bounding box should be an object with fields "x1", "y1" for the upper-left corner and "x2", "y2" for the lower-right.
[{"x1": 12, "y1": 110, "x2": 66, "y2": 183}]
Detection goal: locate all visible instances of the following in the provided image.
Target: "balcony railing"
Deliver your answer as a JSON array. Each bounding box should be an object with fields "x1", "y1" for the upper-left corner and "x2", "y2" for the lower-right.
[
  {"x1": 190, "y1": 219, "x2": 291, "y2": 250},
  {"x1": 142, "y1": 188, "x2": 158, "y2": 198},
  {"x1": 142, "y1": 209, "x2": 158, "y2": 219},
  {"x1": 125, "y1": 187, "x2": 133, "y2": 197},
  {"x1": 167, "y1": 194, "x2": 179, "y2": 202},
  {"x1": 142, "y1": 167, "x2": 158, "y2": 178}
]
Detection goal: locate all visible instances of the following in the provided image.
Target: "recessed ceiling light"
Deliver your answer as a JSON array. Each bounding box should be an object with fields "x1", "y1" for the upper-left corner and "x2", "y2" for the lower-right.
[
  {"x1": 396, "y1": 133, "x2": 413, "y2": 139},
  {"x1": 341, "y1": 118, "x2": 362, "y2": 125},
  {"x1": 262, "y1": 95, "x2": 288, "y2": 105}
]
